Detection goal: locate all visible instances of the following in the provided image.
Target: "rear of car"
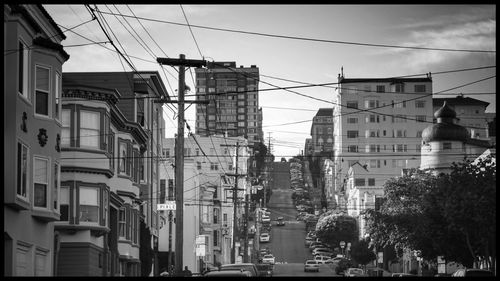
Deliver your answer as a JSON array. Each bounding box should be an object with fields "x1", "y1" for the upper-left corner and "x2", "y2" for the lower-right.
[
  {"x1": 219, "y1": 263, "x2": 259, "y2": 277},
  {"x1": 262, "y1": 254, "x2": 275, "y2": 264},
  {"x1": 345, "y1": 268, "x2": 365, "y2": 277},
  {"x1": 260, "y1": 233, "x2": 270, "y2": 243},
  {"x1": 256, "y1": 263, "x2": 274, "y2": 277},
  {"x1": 304, "y1": 260, "x2": 320, "y2": 272}
]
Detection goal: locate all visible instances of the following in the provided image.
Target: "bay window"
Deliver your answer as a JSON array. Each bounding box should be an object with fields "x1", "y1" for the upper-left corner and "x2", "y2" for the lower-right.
[
  {"x1": 33, "y1": 157, "x2": 49, "y2": 208},
  {"x1": 35, "y1": 65, "x2": 50, "y2": 116},
  {"x1": 79, "y1": 186, "x2": 99, "y2": 223},
  {"x1": 119, "y1": 208, "x2": 126, "y2": 238},
  {"x1": 80, "y1": 110, "x2": 100, "y2": 148}
]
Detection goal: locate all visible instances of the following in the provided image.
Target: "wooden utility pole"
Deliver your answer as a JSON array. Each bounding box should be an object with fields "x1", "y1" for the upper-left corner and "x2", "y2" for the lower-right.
[
  {"x1": 156, "y1": 55, "x2": 207, "y2": 275},
  {"x1": 221, "y1": 142, "x2": 247, "y2": 264}
]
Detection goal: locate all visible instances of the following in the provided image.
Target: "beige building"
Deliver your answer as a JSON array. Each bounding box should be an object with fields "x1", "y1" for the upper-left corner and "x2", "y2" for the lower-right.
[
  {"x1": 333, "y1": 69, "x2": 434, "y2": 211},
  {"x1": 4, "y1": 4, "x2": 69, "y2": 276},
  {"x1": 311, "y1": 108, "x2": 334, "y2": 154}
]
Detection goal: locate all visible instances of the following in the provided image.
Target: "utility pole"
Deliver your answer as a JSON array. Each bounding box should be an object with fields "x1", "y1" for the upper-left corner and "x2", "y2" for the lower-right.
[
  {"x1": 243, "y1": 193, "x2": 249, "y2": 263},
  {"x1": 156, "y1": 55, "x2": 207, "y2": 275},
  {"x1": 221, "y1": 142, "x2": 248, "y2": 264}
]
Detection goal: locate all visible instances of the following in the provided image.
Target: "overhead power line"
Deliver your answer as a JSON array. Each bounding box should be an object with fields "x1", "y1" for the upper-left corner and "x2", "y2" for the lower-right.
[{"x1": 94, "y1": 9, "x2": 495, "y2": 53}]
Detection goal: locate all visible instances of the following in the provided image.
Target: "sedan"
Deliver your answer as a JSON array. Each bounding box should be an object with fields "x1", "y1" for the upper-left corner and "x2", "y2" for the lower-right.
[
  {"x1": 276, "y1": 217, "x2": 285, "y2": 226},
  {"x1": 262, "y1": 254, "x2": 275, "y2": 265},
  {"x1": 261, "y1": 215, "x2": 271, "y2": 223},
  {"x1": 314, "y1": 255, "x2": 331, "y2": 264},
  {"x1": 345, "y1": 268, "x2": 365, "y2": 277},
  {"x1": 259, "y1": 233, "x2": 270, "y2": 243},
  {"x1": 304, "y1": 260, "x2": 320, "y2": 272}
]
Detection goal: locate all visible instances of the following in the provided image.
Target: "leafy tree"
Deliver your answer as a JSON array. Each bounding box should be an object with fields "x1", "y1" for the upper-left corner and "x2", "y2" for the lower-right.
[
  {"x1": 253, "y1": 142, "x2": 267, "y2": 176},
  {"x1": 350, "y1": 239, "x2": 376, "y2": 268},
  {"x1": 364, "y1": 156, "x2": 496, "y2": 271},
  {"x1": 140, "y1": 220, "x2": 153, "y2": 276},
  {"x1": 315, "y1": 214, "x2": 358, "y2": 248}
]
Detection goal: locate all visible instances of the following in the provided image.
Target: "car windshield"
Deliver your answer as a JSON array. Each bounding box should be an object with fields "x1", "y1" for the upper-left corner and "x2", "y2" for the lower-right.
[
  {"x1": 306, "y1": 261, "x2": 317, "y2": 264},
  {"x1": 349, "y1": 269, "x2": 363, "y2": 274},
  {"x1": 264, "y1": 255, "x2": 273, "y2": 258}
]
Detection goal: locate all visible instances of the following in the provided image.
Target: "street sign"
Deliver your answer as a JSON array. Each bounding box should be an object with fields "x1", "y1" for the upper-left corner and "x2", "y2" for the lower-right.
[
  {"x1": 340, "y1": 241, "x2": 346, "y2": 248},
  {"x1": 157, "y1": 201, "x2": 176, "y2": 211}
]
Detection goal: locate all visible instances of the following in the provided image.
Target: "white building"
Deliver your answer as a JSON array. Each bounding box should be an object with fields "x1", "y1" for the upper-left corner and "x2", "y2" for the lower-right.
[
  {"x1": 158, "y1": 134, "x2": 249, "y2": 272},
  {"x1": 333, "y1": 69, "x2": 434, "y2": 211}
]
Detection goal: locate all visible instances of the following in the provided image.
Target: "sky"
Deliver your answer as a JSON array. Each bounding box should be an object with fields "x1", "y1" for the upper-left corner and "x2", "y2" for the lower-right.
[{"x1": 43, "y1": 4, "x2": 496, "y2": 159}]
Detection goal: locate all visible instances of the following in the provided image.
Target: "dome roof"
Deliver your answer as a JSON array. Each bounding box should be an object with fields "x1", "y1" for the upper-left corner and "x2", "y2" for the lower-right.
[
  {"x1": 434, "y1": 101, "x2": 456, "y2": 119},
  {"x1": 422, "y1": 101, "x2": 469, "y2": 143},
  {"x1": 422, "y1": 123, "x2": 469, "y2": 142}
]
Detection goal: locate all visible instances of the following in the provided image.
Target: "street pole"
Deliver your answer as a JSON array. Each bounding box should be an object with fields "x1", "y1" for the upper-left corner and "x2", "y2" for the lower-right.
[
  {"x1": 243, "y1": 193, "x2": 249, "y2": 263},
  {"x1": 232, "y1": 142, "x2": 239, "y2": 264},
  {"x1": 156, "y1": 54, "x2": 207, "y2": 275}
]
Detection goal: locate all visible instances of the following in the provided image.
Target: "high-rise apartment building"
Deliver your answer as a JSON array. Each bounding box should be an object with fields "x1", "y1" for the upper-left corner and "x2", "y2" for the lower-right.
[
  {"x1": 194, "y1": 62, "x2": 263, "y2": 146},
  {"x1": 332, "y1": 69, "x2": 434, "y2": 210},
  {"x1": 310, "y1": 108, "x2": 334, "y2": 154}
]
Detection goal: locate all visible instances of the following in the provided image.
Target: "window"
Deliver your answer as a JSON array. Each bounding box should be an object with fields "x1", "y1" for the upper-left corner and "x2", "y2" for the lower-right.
[
  {"x1": 346, "y1": 101, "x2": 358, "y2": 109},
  {"x1": 366, "y1": 114, "x2": 379, "y2": 123},
  {"x1": 369, "y1": 159, "x2": 380, "y2": 168},
  {"x1": 415, "y1": 100, "x2": 426, "y2": 108},
  {"x1": 443, "y1": 142, "x2": 452, "y2": 150},
  {"x1": 414, "y1": 85, "x2": 426, "y2": 92},
  {"x1": 416, "y1": 115, "x2": 426, "y2": 123},
  {"x1": 60, "y1": 186, "x2": 70, "y2": 221},
  {"x1": 17, "y1": 142, "x2": 29, "y2": 199},
  {"x1": 354, "y1": 178, "x2": 365, "y2": 186},
  {"x1": 393, "y1": 115, "x2": 407, "y2": 123},
  {"x1": 136, "y1": 97, "x2": 145, "y2": 126},
  {"x1": 18, "y1": 40, "x2": 29, "y2": 99},
  {"x1": 396, "y1": 130, "x2": 406, "y2": 138},
  {"x1": 197, "y1": 161, "x2": 202, "y2": 170},
  {"x1": 80, "y1": 110, "x2": 100, "y2": 148},
  {"x1": 54, "y1": 162, "x2": 60, "y2": 210},
  {"x1": 317, "y1": 127, "x2": 323, "y2": 134},
  {"x1": 119, "y1": 208, "x2": 126, "y2": 237},
  {"x1": 35, "y1": 66, "x2": 50, "y2": 116},
  {"x1": 393, "y1": 100, "x2": 406, "y2": 108},
  {"x1": 347, "y1": 130, "x2": 359, "y2": 138},
  {"x1": 416, "y1": 144, "x2": 421, "y2": 153},
  {"x1": 228, "y1": 162, "x2": 233, "y2": 170},
  {"x1": 368, "y1": 178, "x2": 376, "y2": 186},
  {"x1": 395, "y1": 83, "x2": 404, "y2": 93},
  {"x1": 34, "y1": 157, "x2": 49, "y2": 208},
  {"x1": 79, "y1": 186, "x2": 99, "y2": 223},
  {"x1": 346, "y1": 117, "x2": 357, "y2": 124},
  {"x1": 210, "y1": 163, "x2": 218, "y2": 171},
  {"x1": 365, "y1": 100, "x2": 379, "y2": 109},
  {"x1": 54, "y1": 72, "x2": 61, "y2": 120},
  {"x1": 347, "y1": 145, "x2": 358, "y2": 152},
  {"x1": 213, "y1": 230, "x2": 219, "y2": 247},
  {"x1": 119, "y1": 142, "x2": 127, "y2": 174},
  {"x1": 416, "y1": 131, "x2": 423, "y2": 138},
  {"x1": 376, "y1": 85, "x2": 385, "y2": 93},
  {"x1": 61, "y1": 109, "x2": 71, "y2": 146}
]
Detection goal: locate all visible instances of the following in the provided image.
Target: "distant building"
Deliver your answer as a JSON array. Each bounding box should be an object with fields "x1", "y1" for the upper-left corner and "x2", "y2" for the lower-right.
[
  {"x1": 194, "y1": 62, "x2": 263, "y2": 146},
  {"x1": 310, "y1": 108, "x2": 334, "y2": 154},
  {"x1": 333, "y1": 68, "x2": 433, "y2": 211},
  {"x1": 432, "y1": 96, "x2": 490, "y2": 140},
  {"x1": 304, "y1": 138, "x2": 313, "y2": 156},
  {"x1": 421, "y1": 101, "x2": 492, "y2": 173},
  {"x1": 4, "y1": 4, "x2": 69, "y2": 276}
]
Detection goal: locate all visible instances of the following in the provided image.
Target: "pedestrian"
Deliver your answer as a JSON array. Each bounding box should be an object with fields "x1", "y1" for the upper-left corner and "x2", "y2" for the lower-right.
[{"x1": 183, "y1": 266, "x2": 192, "y2": 277}]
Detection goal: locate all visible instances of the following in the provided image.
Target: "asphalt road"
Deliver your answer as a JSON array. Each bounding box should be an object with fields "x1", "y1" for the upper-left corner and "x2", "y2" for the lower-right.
[{"x1": 261, "y1": 162, "x2": 340, "y2": 277}]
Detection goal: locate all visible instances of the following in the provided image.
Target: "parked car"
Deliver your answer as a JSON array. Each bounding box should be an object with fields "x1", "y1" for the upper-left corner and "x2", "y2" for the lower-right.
[
  {"x1": 314, "y1": 255, "x2": 331, "y2": 264},
  {"x1": 276, "y1": 217, "x2": 285, "y2": 226},
  {"x1": 451, "y1": 268, "x2": 495, "y2": 277},
  {"x1": 345, "y1": 268, "x2": 365, "y2": 277},
  {"x1": 261, "y1": 214, "x2": 271, "y2": 223},
  {"x1": 204, "y1": 270, "x2": 252, "y2": 277},
  {"x1": 314, "y1": 251, "x2": 334, "y2": 258},
  {"x1": 309, "y1": 241, "x2": 327, "y2": 249},
  {"x1": 304, "y1": 260, "x2": 320, "y2": 272},
  {"x1": 219, "y1": 263, "x2": 259, "y2": 277},
  {"x1": 255, "y1": 263, "x2": 273, "y2": 277},
  {"x1": 262, "y1": 254, "x2": 275, "y2": 264},
  {"x1": 259, "y1": 233, "x2": 270, "y2": 243},
  {"x1": 335, "y1": 259, "x2": 354, "y2": 275},
  {"x1": 392, "y1": 272, "x2": 417, "y2": 277}
]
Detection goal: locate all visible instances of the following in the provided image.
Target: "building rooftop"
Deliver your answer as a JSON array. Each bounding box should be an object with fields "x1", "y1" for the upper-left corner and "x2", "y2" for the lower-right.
[
  {"x1": 315, "y1": 108, "x2": 333, "y2": 117},
  {"x1": 433, "y1": 96, "x2": 490, "y2": 107}
]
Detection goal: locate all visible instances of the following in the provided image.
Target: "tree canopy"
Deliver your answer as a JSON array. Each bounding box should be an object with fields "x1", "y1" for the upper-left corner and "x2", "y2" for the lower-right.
[
  {"x1": 350, "y1": 238, "x2": 376, "y2": 266},
  {"x1": 315, "y1": 214, "x2": 358, "y2": 248},
  {"x1": 364, "y1": 156, "x2": 496, "y2": 270}
]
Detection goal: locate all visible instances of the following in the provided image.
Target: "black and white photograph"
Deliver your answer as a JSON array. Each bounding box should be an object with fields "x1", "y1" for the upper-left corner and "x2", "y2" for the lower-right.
[{"x1": 4, "y1": 4, "x2": 496, "y2": 277}]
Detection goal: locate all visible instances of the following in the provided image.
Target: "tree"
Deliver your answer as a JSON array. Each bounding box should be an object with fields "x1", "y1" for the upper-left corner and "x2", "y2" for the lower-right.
[
  {"x1": 364, "y1": 156, "x2": 496, "y2": 270},
  {"x1": 140, "y1": 220, "x2": 153, "y2": 276},
  {"x1": 350, "y1": 239, "x2": 376, "y2": 268},
  {"x1": 315, "y1": 214, "x2": 358, "y2": 249}
]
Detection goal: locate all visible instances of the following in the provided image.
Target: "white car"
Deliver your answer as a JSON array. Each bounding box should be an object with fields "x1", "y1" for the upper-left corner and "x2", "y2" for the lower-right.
[
  {"x1": 261, "y1": 215, "x2": 271, "y2": 223},
  {"x1": 304, "y1": 260, "x2": 320, "y2": 272},
  {"x1": 314, "y1": 255, "x2": 331, "y2": 264},
  {"x1": 345, "y1": 268, "x2": 365, "y2": 277},
  {"x1": 262, "y1": 254, "x2": 275, "y2": 264},
  {"x1": 259, "y1": 233, "x2": 270, "y2": 243}
]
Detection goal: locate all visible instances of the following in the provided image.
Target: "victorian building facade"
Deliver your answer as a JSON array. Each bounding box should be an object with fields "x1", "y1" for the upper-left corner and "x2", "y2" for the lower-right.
[{"x1": 4, "y1": 4, "x2": 69, "y2": 276}]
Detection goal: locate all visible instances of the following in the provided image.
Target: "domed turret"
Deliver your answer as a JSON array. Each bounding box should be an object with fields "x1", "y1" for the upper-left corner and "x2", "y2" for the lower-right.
[{"x1": 422, "y1": 101, "x2": 469, "y2": 143}]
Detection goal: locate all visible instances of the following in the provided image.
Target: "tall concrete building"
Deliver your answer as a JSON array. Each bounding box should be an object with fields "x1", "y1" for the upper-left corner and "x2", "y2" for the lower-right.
[
  {"x1": 333, "y1": 68, "x2": 434, "y2": 210},
  {"x1": 194, "y1": 62, "x2": 263, "y2": 146}
]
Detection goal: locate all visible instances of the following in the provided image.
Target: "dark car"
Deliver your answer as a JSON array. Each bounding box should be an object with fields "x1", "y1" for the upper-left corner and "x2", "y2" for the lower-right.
[
  {"x1": 219, "y1": 263, "x2": 259, "y2": 277},
  {"x1": 256, "y1": 263, "x2": 274, "y2": 277},
  {"x1": 276, "y1": 217, "x2": 285, "y2": 226},
  {"x1": 451, "y1": 268, "x2": 494, "y2": 277}
]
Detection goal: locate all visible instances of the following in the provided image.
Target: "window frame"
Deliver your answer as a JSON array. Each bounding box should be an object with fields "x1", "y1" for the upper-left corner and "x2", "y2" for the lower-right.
[
  {"x1": 79, "y1": 109, "x2": 101, "y2": 149},
  {"x1": 54, "y1": 71, "x2": 62, "y2": 121},
  {"x1": 78, "y1": 185, "x2": 100, "y2": 225},
  {"x1": 18, "y1": 39, "x2": 30, "y2": 101},
  {"x1": 34, "y1": 64, "x2": 51, "y2": 117},
  {"x1": 59, "y1": 186, "x2": 70, "y2": 222},
  {"x1": 17, "y1": 140, "x2": 30, "y2": 201},
  {"x1": 33, "y1": 156, "x2": 50, "y2": 210}
]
